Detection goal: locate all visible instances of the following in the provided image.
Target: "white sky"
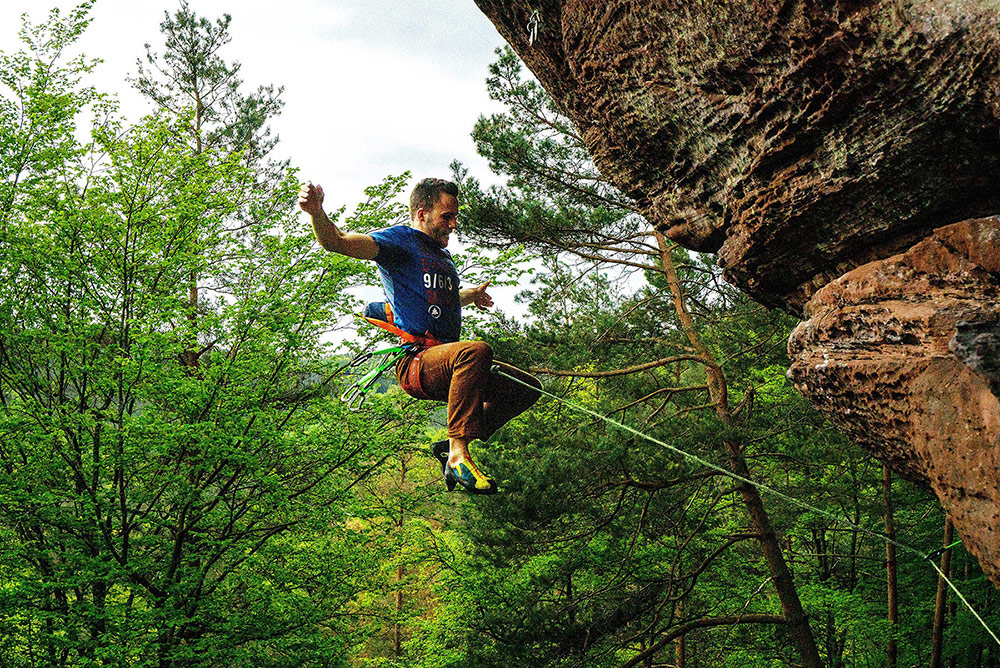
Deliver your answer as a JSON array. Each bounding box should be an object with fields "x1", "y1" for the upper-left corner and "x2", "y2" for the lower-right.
[{"x1": 0, "y1": 0, "x2": 510, "y2": 212}]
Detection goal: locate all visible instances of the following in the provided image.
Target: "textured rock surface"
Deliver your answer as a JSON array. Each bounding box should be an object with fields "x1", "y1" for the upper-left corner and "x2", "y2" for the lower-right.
[
  {"x1": 787, "y1": 218, "x2": 1000, "y2": 580},
  {"x1": 473, "y1": 0, "x2": 1000, "y2": 312},
  {"x1": 952, "y1": 321, "x2": 1000, "y2": 398}
]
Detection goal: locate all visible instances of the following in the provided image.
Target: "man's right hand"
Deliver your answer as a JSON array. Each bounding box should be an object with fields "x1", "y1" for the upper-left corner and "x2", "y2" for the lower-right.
[
  {"x1": 298, "y1": 180, "x2": 379, "y2": 260},
  {"x1": 298, "y1": 182, "x2": 325, "y2": 217}
]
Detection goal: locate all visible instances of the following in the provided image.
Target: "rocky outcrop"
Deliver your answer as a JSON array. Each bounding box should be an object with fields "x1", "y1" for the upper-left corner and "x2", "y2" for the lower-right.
[
  {"x1": 473, "y1": 0, "x2": 1000, "y2": 312},
  {"x1": 474, "y1": 0, "x2": 1000, "y2": 582},
  {"x1": 787, "y1": 218, "x2": 1000, "y2": 580}
]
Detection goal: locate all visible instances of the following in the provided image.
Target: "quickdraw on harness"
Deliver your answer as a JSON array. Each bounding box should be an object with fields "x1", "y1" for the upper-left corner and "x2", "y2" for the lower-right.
[{"x1": 340, "y1": 301, "x2": 443, "y2": 411}]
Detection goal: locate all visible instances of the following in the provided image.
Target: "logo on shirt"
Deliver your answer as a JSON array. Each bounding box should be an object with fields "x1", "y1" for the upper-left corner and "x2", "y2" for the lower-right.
[{"x1": 428, "y1": 304, "x2": 442, "y2": 319}]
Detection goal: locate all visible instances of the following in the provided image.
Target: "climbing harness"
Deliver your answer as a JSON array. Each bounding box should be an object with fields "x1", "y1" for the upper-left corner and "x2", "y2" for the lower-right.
[
  {"x1": 360, "y1": 301, "x2": 442, "y2": 348},
  {"x1": 493, "y1": 367, "x2": 1000, "y2": 648},
  {"x1": 340, "y1": 302, "x2": 444, "y2": 411}
]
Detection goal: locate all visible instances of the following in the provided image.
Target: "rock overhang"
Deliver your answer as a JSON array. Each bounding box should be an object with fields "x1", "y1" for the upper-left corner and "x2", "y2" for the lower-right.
[{"x1": 475, "y1": 0, "x2": 1000, "y2": 312}]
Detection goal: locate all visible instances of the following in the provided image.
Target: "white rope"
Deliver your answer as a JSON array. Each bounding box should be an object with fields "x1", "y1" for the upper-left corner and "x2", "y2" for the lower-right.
[{"x1": 930, "y1": 560, "x2": 1000, "y2": 647}]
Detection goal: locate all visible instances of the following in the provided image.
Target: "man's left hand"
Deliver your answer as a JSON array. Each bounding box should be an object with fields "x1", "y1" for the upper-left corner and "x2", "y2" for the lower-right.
[{"x1": 463, "y1": 281, "x2": 494, "y2": 309}]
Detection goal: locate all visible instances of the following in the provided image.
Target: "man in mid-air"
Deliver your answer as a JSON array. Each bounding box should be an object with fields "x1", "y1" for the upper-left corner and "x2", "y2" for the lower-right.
[{"x1": 299, "y1": 178, "x2": 540, "y2": 494}]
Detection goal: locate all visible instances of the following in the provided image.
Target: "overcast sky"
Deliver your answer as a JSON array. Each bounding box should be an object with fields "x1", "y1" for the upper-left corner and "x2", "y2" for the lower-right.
[{"x1": 0, "y1": 0, "x2": 510, "y2": 212}]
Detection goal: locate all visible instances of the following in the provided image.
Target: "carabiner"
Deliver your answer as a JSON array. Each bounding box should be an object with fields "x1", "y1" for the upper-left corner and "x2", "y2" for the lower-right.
[
  {"x1": 349, "y1": 351, "x2": 373, "y2": 368},
  {"x1": 339, "y1": 342, "x2": 420, "y2": 411},
  {"x1": 341, "y1": 384, "x2": 366, "y2": 411}
]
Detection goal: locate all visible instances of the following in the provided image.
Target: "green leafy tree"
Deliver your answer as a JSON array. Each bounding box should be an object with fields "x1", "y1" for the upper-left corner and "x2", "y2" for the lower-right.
[
  {"x1": 0, "y1": 2, "x2": 102, "y2": 228},
  {"x1": 134, "y1": 0, "x2": 286, "y2": 193},
  {"x1": 132, "y1": 1, "x2": 290, "y2": 371},
  {"x1": 0, "y1": 7, "x2": 423, "y2": 666}
]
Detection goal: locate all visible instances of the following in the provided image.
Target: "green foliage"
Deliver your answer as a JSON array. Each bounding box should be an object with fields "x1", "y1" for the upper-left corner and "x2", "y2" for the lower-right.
[
  {"x1": 0, "y1": 7, "x2": 418, "y2": 665},
  {"x1": 0, "y1": 2, "x2": 101, "y2": 228},
  {"x1": 455, "y1": 47, "x2": 640, "y2": 255},
  {"x1": 134, "y1": 0, "x2": 290, "y2": 226},
  {"x1": 134, "y1": 0, "x2": 283, "y2": 160},
  {"x1": 2, "y1": 7, "x2": 998, "y2": 668}
]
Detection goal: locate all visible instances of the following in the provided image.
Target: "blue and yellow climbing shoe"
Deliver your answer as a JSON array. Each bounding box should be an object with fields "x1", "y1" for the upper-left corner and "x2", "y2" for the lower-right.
[
  {"x1": 445, "y1": 441, "x2": 497, "y2": 495},
  {"x1": 430, "y1": 439, "x2": 449, "y2": 474}
]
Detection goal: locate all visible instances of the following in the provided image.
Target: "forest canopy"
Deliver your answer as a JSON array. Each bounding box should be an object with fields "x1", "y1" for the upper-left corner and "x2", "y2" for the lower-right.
[{"x1": 0, "y1": 3, "x2": 996, "y2": 668}]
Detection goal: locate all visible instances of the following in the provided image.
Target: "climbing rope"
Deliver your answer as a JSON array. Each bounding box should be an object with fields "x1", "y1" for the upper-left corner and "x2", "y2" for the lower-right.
[{"x1": 494, "y1": 368, "x2": 1000, "y2": 647}]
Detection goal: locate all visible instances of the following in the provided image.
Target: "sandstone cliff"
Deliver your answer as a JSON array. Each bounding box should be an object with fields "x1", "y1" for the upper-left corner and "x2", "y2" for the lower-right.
[
  {"x1": 474, "y1": 0, "x2": 1000, "y2": 581},
  {"x1": 788, "y1": 218, "x2": 1000, "y2": 581}
]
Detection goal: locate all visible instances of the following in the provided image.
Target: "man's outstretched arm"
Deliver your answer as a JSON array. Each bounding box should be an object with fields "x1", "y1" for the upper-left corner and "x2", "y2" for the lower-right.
[{"x1": 298, "y1": 182, "x2": 379, "y2": 260}]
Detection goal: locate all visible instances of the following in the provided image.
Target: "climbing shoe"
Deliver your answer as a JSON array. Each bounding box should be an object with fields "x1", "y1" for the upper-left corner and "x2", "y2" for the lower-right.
[
  {"x1": 430, "y1": 439, "x2": 449, "y2": 474},
  {"x1": 444, "y1": 441, "x2": 497, "y2": 495}
]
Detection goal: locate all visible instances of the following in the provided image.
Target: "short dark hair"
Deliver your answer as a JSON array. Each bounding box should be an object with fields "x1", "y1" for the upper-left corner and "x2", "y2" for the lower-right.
[{"x1": 409, "y1": 178, "x2": 459, "y2": 218}]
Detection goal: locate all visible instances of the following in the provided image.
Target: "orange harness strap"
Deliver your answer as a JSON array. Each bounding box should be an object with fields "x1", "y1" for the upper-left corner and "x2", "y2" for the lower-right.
[
  {"x1": 362, "y1": 301, "x2": 444, "y2": 348},
  {"x1": 363, "y1": 317, "x2": 442, "y2": 347},
  {"x1": 398, "y1": 347, "x2": 433, "y2": 400},
  {"x1": 361, "y1": 302, "x2": 442, "y2": 400}
]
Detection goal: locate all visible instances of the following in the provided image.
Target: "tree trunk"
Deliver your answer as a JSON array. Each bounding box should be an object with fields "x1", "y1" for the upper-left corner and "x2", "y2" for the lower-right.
[
  {"x1": 393, "y1": 563, "x2": 404, "y2": 656},
  {"x1": 884, "y1": 465, "x2": 899, "y2": 668},
  {"x1": 655, "y1": 231, "x2": 823, "y2": 668},
  {"x1": 185, "y1": 275, "x2": 199, "y2": 368},
  {"x1": 676, "y1": 598, "x2": 686, "y2": 668},
  {"x1": 931, "y1": 519, "x2": 955, "y2": 668},
  {"x1": 726, "y1": 446, "x2": 822, "y2": 668},
  {"x1": 185, "y1": 93, "x2": 204, "y2": 370},
  {"x1": 393, "y1": 457, "x2": 407, "y2": 657}
]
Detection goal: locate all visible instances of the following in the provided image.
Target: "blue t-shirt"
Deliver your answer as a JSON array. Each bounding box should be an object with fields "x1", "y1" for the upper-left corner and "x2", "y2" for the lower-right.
[{"x1": 369, "y1": 225, "x2": 462, "y2": 342}]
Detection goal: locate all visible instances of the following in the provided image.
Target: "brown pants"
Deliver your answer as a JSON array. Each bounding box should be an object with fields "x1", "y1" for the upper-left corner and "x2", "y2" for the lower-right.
[{"x1": 395, "y1": 341, "x2": 541, "y2": 440}]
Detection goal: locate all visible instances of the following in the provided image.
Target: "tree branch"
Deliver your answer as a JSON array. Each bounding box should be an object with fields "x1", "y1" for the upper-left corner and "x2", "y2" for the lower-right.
[
  {"x1": 530, "y1": 354, "x2": 707, "y2": 378},
  {"x1": 620, "y1": 614, "x2": 786, "y2": 668}
]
